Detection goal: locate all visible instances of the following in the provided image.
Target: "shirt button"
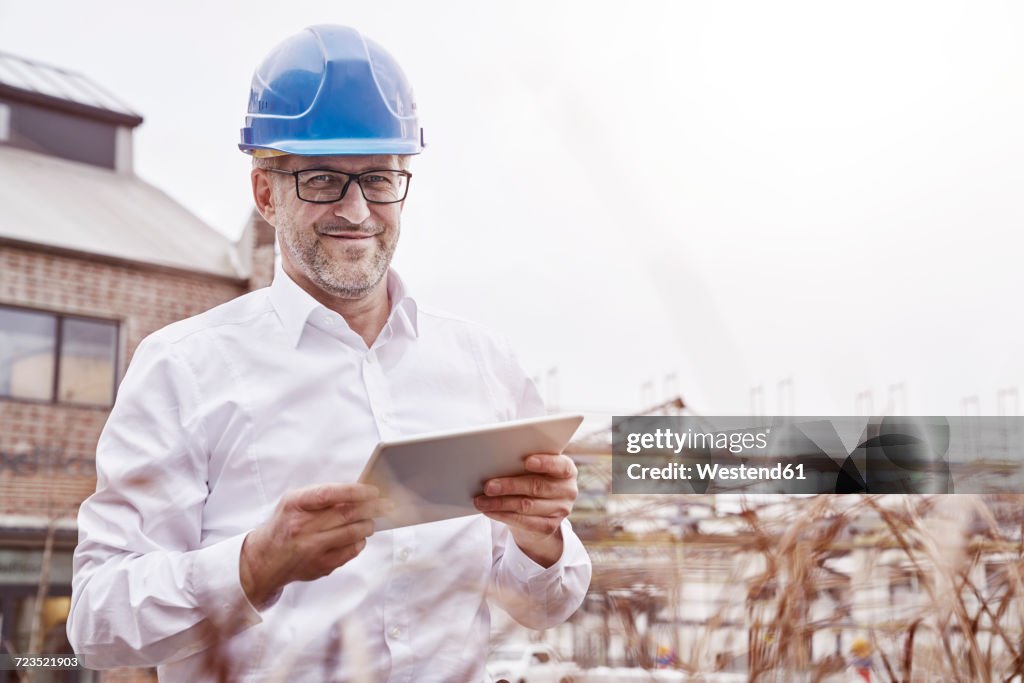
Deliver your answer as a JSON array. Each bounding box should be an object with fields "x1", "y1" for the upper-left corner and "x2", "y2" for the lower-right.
[
  {"x1": 388, "y1": 626, "x2": 401, "y2": 638},
  {"x1": 399, "y1": 548, "x2": 410, "y2": 562}
]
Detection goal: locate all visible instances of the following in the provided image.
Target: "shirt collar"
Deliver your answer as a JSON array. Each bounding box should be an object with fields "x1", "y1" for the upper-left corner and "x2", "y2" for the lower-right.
[
  {"x1": 387, "y1": 268, "x2": 420, "y2": 340},
  {"x1": 269, "y1": 266, "x2": 419, "y2": 349}
]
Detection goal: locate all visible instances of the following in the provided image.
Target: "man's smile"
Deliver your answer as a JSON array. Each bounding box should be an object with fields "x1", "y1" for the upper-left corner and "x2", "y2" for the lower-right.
[{"x1": 318, "y1": 229, "x2": 378, "y2": 241}]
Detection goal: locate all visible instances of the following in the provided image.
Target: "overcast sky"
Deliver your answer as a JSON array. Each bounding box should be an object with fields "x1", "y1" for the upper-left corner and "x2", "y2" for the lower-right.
[{"x1": 2, "y1": 1, "x2": 1022, "y2": 417}]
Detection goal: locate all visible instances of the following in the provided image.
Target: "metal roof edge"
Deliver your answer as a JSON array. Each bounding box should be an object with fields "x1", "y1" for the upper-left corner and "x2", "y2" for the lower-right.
[
  {"x1": 0, "y1": 82, "x2": 143, "y2": 128},
  {"x1": 0, "y1": 515, "x2": 78, "y2": 548},
  {"x1": 0, "y1": 514, "x2": 77, "y2": 530}
]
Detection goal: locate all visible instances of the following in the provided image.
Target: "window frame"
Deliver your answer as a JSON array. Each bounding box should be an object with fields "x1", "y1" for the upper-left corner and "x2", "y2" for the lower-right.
[{"x1": 0, "y1": 303, "x2": 121, "y2": 409}]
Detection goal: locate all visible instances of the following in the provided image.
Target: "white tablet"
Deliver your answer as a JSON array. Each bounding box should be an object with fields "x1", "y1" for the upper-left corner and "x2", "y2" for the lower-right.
[{"x1": 358, "y1": 413, "x2": 584, "y2": 530}]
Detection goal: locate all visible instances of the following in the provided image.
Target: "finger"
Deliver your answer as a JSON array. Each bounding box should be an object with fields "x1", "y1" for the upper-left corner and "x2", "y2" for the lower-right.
[
  {"x1": 484, "y1": 474, "x2": 576, "y2": 500},
  {"x1": 325, "y1": 498, "x2": 393, "y2": 529},
  {"x1": 293, "y1": 483, "x2": 379, "y2": 511},
  {"x1": 314, "y1": 519, "x2": 375, "y2": 550},
  {"x1": 483, "y1": 510, "x2": 563, "y2": 537},
  {"x1": 474, "y1": 495, "x2": 572, "y2": 518},
  {"x1": 286, "y1": 498, "x2": 392, "y2": 539},
  {"x1": 522, "y1": 453, "x2": 577, "y2": 479}
]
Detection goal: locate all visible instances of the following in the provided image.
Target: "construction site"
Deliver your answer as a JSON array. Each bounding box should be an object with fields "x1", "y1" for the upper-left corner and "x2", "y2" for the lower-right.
[{"x1": 490, "y1": 398, "x2": 1024, "y2": 682}]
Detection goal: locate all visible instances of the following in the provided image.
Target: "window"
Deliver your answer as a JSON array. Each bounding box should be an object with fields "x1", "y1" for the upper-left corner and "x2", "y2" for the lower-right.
[{"x1": 0, "y1": 305, "x2": 118, "y2": 407}]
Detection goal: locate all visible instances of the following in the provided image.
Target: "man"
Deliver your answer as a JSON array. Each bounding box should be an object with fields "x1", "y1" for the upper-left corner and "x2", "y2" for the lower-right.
[{"x1": 67, "y1": 25, "x2": 591, "y2": 682}]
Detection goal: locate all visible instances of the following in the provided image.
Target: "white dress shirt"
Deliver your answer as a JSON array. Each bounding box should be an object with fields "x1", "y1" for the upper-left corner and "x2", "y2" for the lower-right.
[{"x1": 67, "y1": 268, "x2": 591, "y2": 682}]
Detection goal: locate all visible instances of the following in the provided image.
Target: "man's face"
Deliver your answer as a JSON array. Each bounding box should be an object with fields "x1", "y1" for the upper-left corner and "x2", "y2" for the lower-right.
[{"x1": 255, "y1": 154, "x2": 407, "y2": 301}]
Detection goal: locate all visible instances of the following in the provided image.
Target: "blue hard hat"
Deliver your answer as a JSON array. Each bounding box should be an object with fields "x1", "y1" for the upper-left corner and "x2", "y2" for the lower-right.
[{"x1": 239, "y1": 25, "x2": 423, "y2": 156}]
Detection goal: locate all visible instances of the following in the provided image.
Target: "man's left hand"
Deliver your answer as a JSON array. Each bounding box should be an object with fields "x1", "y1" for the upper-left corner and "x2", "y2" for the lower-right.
[{"x1": 473, "y1": 453, "x2": 578, "y2": 568}]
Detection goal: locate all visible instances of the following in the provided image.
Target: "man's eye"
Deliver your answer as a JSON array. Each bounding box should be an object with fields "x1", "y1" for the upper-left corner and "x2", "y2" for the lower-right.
[
  {"x1": 308, "y1": 174, "x2": 339, "y2": 184},
  {"x1": 362, "y1": 174, "x2": 392, "y2": 185}
]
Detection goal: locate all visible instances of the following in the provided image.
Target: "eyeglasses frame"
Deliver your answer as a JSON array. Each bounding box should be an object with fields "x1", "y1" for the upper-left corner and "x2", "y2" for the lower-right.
[{"x1": 264, "y1": 167, "x2": 413, "y2": 204}]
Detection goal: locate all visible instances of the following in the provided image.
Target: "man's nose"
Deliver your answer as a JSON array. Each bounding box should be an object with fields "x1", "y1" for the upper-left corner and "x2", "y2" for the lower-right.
[{"x1": 333, "y1": 182, "x2": 372, "y2": 224}]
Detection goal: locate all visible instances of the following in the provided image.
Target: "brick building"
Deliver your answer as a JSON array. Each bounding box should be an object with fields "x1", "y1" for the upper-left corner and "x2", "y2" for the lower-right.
[{"x1": 0, "y1": 53, "x2": 273, "y2": 680}]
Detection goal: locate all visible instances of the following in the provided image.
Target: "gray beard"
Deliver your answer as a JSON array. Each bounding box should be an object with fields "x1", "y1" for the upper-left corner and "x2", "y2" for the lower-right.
[{"x1": 302, "y1": 239, "x2": 393, "y2": 300}]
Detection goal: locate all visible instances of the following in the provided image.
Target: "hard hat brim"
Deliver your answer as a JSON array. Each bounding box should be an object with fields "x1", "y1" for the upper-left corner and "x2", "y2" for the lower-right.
[{"x1": 239, "y1": 138, "x2": 422, "y2": 157}]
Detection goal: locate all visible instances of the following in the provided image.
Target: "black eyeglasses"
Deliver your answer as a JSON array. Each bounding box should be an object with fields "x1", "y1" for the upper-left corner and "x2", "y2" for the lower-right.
[{"x1": 266, "y1": 167, "x2": 412, "y2": 204}]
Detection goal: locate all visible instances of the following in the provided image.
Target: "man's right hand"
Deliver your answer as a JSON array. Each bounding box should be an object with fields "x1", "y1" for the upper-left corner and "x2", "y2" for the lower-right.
[{"x1": 239, "y1": 483, "x2": 385, "y2": 607}]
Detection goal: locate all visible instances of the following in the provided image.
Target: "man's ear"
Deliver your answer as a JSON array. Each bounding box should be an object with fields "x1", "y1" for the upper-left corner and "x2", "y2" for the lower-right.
[{"x1": 251, "y1": 168, "x2": 277, "y2": 225}]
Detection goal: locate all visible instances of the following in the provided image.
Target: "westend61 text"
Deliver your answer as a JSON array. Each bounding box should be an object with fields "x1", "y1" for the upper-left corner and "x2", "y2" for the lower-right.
[{"x1": 627, "y1": 462, "x2": 807, "y2": 481}]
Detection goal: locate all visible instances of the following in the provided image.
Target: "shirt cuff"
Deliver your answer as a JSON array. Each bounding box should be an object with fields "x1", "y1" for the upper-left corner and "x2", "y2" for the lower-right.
[
  {"x1": 186, "y1": 530, "x2": 266, "y2": 629},
  {"x1": 501, "y1": 518, "x2": 586, "y2": 584}
]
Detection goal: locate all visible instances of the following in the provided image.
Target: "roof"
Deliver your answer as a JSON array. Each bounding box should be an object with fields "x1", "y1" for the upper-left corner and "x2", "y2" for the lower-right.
[
  {"x1": 0, "y1": 51, "x2": 142, "y2": 126},
  {"x1": 0, "y1": 145, "x2": 246, "y2": 280},
  {"x1": 0, "y1": 52, "x2": 144, "y2": 125}
]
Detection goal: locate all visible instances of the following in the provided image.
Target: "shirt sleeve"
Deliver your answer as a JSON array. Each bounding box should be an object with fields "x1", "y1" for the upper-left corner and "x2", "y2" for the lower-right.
[
  {"x1": 489, "y1": 517, "x2": 592, "y2": 629},
  {"x1": 67, "y1": 336, "x2": 262, "y2": 669}
]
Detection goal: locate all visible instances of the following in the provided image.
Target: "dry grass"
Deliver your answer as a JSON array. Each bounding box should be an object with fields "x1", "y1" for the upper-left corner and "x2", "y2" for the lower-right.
[
  {"x1": 581, "y1": 493, "x2": 1024, "y2": 682},
  {"x1": 23, "y1": 490, "x2": 1024, "y2": 681}
]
